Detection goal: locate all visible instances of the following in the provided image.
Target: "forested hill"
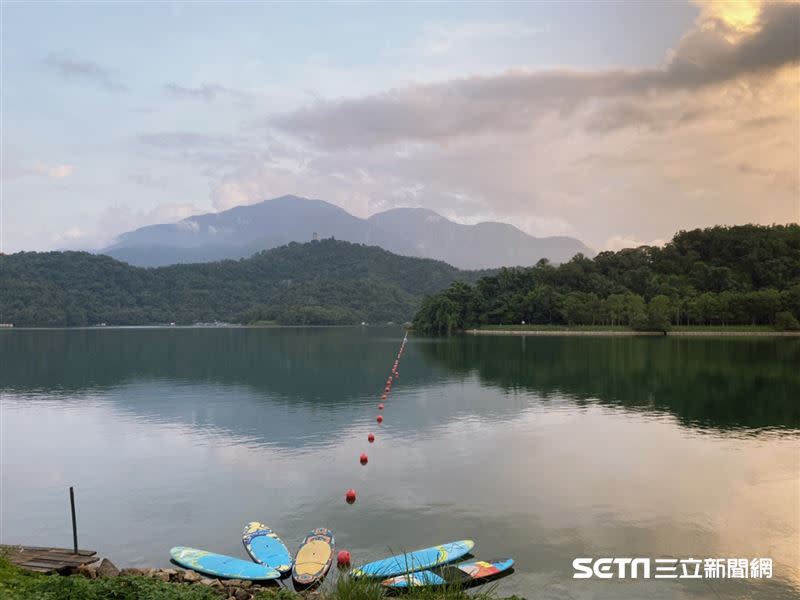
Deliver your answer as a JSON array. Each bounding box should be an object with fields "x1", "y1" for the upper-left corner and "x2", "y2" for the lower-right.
[
  {"x1": 1, "y1": 239, "x2": 490, "y2": 327},
  {"x1": 413, "y1": 224, "x2": 800, "y2": 333}
]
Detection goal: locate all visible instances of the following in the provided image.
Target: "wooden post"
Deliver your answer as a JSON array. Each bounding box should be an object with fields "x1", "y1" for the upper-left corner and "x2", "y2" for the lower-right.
[{"x1": 69, "y1": 486, "x2": 78, "y2": 554}]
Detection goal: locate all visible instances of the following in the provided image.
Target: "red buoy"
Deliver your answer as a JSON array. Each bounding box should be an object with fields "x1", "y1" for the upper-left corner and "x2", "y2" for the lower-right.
[
  {"x1": 360, "y1": 453, "x2": 368, "y2": 465},
  {"x1": 345, "y1": 489, "x2": 356, "y2": 504},
  {"x1": 378, "y1": 403, "x2": 384, "y2": 410},
  {"x1": 337, "y1": 550, "x2": 351, "y2": 568},
  {"x1": 368, "y1": 432, "x2": 375, "y2": 443},
  {"x1": 377, "y1": 414, "x2": 383, "y2": 424},
  {"x1": 381, "y1": 394, "x2": 387, "y2": 400}
]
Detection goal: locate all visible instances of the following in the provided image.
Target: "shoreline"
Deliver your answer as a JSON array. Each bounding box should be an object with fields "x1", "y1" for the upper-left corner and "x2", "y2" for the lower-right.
[
  {"x1": 466, "y1": 328, "x2": 800, "y2": 337},
  {"x1": 1, "y1": 552, "x2": 522, "y2": 600}
]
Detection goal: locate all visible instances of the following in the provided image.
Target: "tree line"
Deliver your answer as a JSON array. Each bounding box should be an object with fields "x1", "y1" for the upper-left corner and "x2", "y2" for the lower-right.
[
  {"x1": 413, "y1": 224, "x2": 800, "y2": 333},
  {"x1": 0, "y1": 239, "x2": 489, "y2": 327}
]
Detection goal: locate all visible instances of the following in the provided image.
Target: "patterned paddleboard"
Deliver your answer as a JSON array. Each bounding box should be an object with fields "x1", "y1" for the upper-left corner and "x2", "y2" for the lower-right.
[
  {"x1": 169, "y1": 546, "x2": 281, "y2": 580},
  {"x1": 381, "y1": 558, "x2": 514, "y2": 588},
  {"x1": 292, "y1": 527, "x2": 335, "y2": 587},
  {"x1": 350, "y1": 540, "x2": 474, "y2": 578},
  {"x1": 242, "y1": 522, "x2": 292, "y2": 573}
]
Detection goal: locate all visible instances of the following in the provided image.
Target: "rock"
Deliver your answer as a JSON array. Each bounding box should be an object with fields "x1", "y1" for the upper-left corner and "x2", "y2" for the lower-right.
[
  {"x1": 120, "y1": 567, "x2": 146, "y2": 577},
  {"x1": 153, "y1": 570, "x2": 171, "y2": 582},
  {"x1": 183, "y1": 570, "x2": 202, "y2": 582},
  {"x1": 239, "y1": 580, "x2": 252, "y2": 588},
  {"x1": 96, "y1": 558, "x2": 120, "y2": 578},
  {"x1": 76, "y1": 563, "x2": 97, "y2": 579},
  {"x1": 144, "y1": 568, "x2": 158, "y2": 578},
  {"x1": 234, "y1": 588, "x2": 251, "y2": 600},
  {"x1": 200, "y1": 577, "x2": 217, "y2": 586}
]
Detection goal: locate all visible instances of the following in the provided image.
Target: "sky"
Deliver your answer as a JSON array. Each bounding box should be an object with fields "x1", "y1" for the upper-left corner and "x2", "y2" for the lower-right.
[{"x1": 1, "y1": 0, "x2": 798, "y2": 253}]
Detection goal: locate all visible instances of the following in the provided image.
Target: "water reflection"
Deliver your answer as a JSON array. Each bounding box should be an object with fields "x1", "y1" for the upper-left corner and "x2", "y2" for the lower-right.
[
  {"x1": 416, "y1": 334, "x2": 800, "y2": 431},
  {"x1": 1, "y1": 329, "x2": 798, "y2": 599}
]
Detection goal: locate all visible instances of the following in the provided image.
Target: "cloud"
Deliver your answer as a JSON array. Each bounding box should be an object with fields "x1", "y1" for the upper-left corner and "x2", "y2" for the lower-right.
[
  {"x1": 57, "y1": 226, "x2": 88, "y2": 241},
  {"x1": 410, "y1": 22, "x2": 548, "y2": 58},
  {"x1": 270, "y1": 2, "x2": 798, "y2": 148},
  {"x1": 3, "y1": 160, "x2": 74, "y2": 180},
  {"x1": 175, "y1": 220, "x2": 200, "y2": 233},
  {"x1": 163, "y1": 82, "x2": 247, "y2": 103},
  {"x1": 603, "y1": 236, "x2": 668, "y2": 252},
  {"x1": 87, "y1": 0, "x2": 795, "y2": 252},
  {"x1": 97, "y1": 202, "x2": 206, "y2": 248},
  {"x1": 33, "y1": 162, "x2": 74, "y2": 178},
  {"x1": 43, "y1": 54, "x2": 127, "y2": 92},
  {"x1": 51, "y1": 226, "x2": 90, "y2": 250},
  {"x1": 137, "y1": 131, "x2": 236, "y2": 148}
]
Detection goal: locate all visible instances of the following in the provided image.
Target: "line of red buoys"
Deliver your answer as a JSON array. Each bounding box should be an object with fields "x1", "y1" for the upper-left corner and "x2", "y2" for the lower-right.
[{"x1": 345, "y1": 332, "x2": 408, "y2": 504}]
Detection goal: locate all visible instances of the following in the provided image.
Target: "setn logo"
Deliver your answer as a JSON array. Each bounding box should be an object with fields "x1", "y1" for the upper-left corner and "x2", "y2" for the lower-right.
[
  {"x1": 574, "y1": 557, "x2": 773, "y2": 580},
  {"x1": 573, "y1": 558, "x2": 650, "y2": 579}
]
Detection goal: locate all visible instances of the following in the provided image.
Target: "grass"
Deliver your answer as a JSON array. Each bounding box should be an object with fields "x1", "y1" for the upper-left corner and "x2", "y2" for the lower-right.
[
  {"x1": 670, "y1": 324, "x2": 775, "y2": 332},
  {"x1": 330, "y1": 573, "x2": 510, "y2": 600},
  {"x1": 475, "y1": 323, "x2": 786, "y2": 332},
  {"x1": 0, "y1": 556, "x2": 219, "y2": 600},
  {"x1": 0, "y1": 557, "x2": 521, "y2": 600},
  {"x1": 477, "y1": 324, "x2": 631, "y2": 331}
]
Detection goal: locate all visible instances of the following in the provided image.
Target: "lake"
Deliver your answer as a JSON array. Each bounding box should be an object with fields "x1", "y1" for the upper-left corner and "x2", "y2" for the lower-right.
[{"x1": 1, "y1": 328, "x2": 798, "y2": 599}]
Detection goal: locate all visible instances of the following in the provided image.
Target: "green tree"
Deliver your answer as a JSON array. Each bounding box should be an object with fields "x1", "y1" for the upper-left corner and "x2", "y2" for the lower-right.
[{"x1": 775, "y1": 311, "x2": 800, "y2": 331}]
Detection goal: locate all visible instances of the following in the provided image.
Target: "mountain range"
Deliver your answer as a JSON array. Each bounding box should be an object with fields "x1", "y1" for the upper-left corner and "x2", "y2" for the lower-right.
[{"x1": 103, "y1": 195, "x2": 592, "y2": 269}]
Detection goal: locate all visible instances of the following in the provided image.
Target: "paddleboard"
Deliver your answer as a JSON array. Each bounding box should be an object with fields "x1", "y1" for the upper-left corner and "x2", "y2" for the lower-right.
[
  {"x1": 381, "y1": 558, "x2": 514, "y2": 588},
  {"x1": 292, "y1": 527, "x2": 335, "y2": 587},
  {"x1": 242, "y1": 522, "x2": 292, "y2": 573},
  {"x1": 170, "y1": 546, "x2": 280, "y2": 580},
  {"x1": 350, "y1": 540, "x2": 474, "y2": 578}
]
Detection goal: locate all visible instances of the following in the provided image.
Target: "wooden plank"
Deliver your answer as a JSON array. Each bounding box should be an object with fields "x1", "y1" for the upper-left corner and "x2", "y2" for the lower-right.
[
  {"x1": 15, "y1": 560, "x2": 68, "y2": 571},
  {"x1": 2, "y1": 544, "x2": 100, "y2": 574},
  {"x1": 18, "y1": 565, "x2": 53, "y2": 573},
  {"x1": 23, "y1": 554, "x2": 98, "y2": 566},
  {"x1": 1, "y1": 545, "x2": 95, "y2": 556}
]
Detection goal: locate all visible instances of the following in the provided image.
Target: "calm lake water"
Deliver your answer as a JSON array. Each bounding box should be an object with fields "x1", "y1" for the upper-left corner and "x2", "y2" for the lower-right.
[{"x1": 1, "y1": 328, "x2": 798, "y2": 599}]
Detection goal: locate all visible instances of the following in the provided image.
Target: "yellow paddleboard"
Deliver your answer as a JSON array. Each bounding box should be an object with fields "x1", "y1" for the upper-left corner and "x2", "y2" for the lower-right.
[{"x1": 292, "y1": 527, "x2": 334, "y2": 587}]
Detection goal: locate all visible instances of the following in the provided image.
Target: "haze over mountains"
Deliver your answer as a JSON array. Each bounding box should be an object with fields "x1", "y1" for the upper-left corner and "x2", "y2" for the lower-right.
[{"x1": 103, "y1": 195, "x2": 592, "y2": 269}]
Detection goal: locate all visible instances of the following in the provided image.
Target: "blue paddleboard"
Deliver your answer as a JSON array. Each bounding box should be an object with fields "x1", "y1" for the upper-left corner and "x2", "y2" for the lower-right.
[
  {"x1": 242, "y1": 521, "x2": 292, "y2": 573},
  {"x1": 350, "y1": 540, "x2": 474, "y2": 578},
  {"x1": 381, "y1": 558, "x2": 514, "y2": 588},
  {"x1": 169, "y1": 546, "x2": 280, "y2": 580}
]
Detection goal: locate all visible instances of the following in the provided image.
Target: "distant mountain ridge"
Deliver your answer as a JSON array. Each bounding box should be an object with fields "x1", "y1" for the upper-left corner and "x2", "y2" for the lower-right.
[{"x1": 104, "y1": 195, "x2": 592, "y2": 268}]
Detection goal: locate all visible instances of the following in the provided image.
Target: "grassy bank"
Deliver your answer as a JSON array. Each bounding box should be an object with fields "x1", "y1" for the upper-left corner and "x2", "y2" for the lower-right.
[
  {"x1": 0, "y1": 557, "x2": 518, "y2": 600},
  {"x1": 471, "y1": 324, "x2": 795, "y2": 335}
]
